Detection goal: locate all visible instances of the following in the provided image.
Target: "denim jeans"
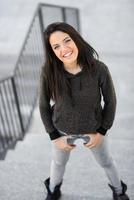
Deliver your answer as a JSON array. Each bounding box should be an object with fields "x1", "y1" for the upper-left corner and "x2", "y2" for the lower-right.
[{"x1": 49, "y1": 130, "x2": 122, "y2": 194}]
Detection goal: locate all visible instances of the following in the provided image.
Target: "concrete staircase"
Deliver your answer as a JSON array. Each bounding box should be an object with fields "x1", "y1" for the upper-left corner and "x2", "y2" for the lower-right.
[{"x1": 0, "y1": 110, "x2": 133, "y2": 199}]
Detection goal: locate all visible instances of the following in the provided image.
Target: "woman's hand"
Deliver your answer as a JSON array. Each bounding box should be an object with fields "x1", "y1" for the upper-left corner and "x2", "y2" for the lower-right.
[
  {"x1": 84, "y1": 132, "x2": 104, "y2": 149},
  {"x1": 53, "y1": 136, "x2": 76, "y2": 151}
]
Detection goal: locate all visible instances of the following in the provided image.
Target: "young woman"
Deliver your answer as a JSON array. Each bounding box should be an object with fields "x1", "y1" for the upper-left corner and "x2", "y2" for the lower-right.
[{"x1": 39, "y1": 22, "x2": 129, "y2": 200}]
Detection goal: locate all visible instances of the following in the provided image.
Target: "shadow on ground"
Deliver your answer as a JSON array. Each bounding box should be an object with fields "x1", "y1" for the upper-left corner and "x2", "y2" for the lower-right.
[{"x1": 43, "y1": 192, "x2": 112, "y2": 200}]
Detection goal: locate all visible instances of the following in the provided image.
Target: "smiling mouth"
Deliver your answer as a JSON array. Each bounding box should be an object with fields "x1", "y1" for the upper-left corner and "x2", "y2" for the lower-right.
[{"x1": 63, "y1": 51, "x2": 73, "y2": 58}]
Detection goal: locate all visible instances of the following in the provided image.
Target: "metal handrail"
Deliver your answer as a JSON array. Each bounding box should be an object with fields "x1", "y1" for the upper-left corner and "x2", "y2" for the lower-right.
[{"x1": 0, "y1": 3, "x2": 80, "y2": 156}]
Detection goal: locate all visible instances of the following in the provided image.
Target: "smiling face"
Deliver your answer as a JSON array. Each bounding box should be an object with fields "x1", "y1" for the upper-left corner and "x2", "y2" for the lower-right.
[{"x1": 49, "y1": 31, "x2": 79, "y2": 68}]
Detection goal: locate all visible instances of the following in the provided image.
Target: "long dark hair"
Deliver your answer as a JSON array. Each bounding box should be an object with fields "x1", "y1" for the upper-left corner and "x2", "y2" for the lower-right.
[{"x1": 42, "y1": 22, "x2": 99, "y2": 103}]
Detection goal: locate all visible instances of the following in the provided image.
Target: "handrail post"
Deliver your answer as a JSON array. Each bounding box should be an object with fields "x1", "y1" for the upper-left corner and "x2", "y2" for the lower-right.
[
  {"x1": 62, "y1": 8, "x2": 66, "y2": 22},
  {"x1": 38, "y1": 4, "x2": 46, "y2": 56},
  {"x1": 11, "y1": 76, "x2": 25, "y2": 134}
]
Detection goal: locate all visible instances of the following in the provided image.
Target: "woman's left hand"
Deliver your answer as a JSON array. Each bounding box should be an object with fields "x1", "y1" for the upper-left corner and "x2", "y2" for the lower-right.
[{"x1": 84, "y1": 132, "x2": 104, "y2": 149}]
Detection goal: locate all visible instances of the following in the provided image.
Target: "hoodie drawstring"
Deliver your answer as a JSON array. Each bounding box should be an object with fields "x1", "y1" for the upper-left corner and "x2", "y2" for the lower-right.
[
  {"x1": 71, "y1": 75, "x2": 82, "y2": 107},
  {"x1": 64, "y1": 68, "x2": 83, "y2": 107},
  {"x1": 79, "y1": 76, "x2": 82, "y2": 90}
]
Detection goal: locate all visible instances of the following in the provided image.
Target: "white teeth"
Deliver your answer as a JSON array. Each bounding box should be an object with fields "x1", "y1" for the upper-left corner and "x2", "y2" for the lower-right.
[{"x1": 63, "y1": 52, "x2": 72, "y2": 57}]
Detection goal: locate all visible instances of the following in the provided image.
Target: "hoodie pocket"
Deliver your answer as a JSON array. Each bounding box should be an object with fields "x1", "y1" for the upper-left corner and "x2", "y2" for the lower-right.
[{"x1": 77, "y1": 110, "x2": 97, "y2": 129}]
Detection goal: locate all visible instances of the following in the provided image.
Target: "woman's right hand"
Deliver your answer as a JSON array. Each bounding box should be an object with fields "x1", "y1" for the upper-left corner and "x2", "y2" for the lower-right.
[{"x1": 53, "y1": 136, "x2": 76, "y2": 151}]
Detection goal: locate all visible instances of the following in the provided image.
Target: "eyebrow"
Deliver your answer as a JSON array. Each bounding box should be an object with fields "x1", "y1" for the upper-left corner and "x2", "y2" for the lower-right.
[{"x1": 52, "y1": 36, "x2": 71, "y2": 47}]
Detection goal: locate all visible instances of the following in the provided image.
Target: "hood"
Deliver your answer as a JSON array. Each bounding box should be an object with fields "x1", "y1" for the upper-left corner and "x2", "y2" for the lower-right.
[{"x1": 63, "y1": 67, "x2": 84, "y2": 107}]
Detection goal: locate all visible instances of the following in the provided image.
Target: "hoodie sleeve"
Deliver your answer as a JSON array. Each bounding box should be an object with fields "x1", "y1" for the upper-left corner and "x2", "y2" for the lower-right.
[
  {"x1": 39, "y1": 68, "x2": 61, "y2": 140},
  {"x1": 96, "y1": 62, "x2": 117, "y2": 135}
]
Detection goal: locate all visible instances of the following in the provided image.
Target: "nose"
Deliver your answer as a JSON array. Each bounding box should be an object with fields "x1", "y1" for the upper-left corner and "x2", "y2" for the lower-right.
[{"x1": 60, "y1": 44, "x2": 68, "y2": 53}]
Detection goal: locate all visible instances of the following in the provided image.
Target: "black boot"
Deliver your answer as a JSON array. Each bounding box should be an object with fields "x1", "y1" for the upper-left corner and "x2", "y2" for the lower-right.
[
  {"x1": 108, "y1": 180, "x2": 130, "y2": 200},
  {"x1": 44, "y1": 177, "x2": 62, "y2": 200}
]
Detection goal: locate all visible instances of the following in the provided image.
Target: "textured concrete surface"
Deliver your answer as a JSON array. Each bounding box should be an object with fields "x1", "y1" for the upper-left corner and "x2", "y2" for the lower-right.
[
  {"x1": 0, "y1": 131, "x2": 134, "y2": 200},
  {"x1": 0, "y1": 0, "x2": 134, "y2": 199}
]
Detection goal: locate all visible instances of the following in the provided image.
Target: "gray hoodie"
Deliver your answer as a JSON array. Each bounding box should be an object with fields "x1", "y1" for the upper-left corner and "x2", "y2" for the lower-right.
[{"x1": 39, "y1": 60, "x2": 116, "y2": 140}]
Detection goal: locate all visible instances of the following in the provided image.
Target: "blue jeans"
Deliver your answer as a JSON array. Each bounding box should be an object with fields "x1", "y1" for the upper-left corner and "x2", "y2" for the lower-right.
[{"x1": 49, "y1": 130, "x2": 122, "y2": 194}]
